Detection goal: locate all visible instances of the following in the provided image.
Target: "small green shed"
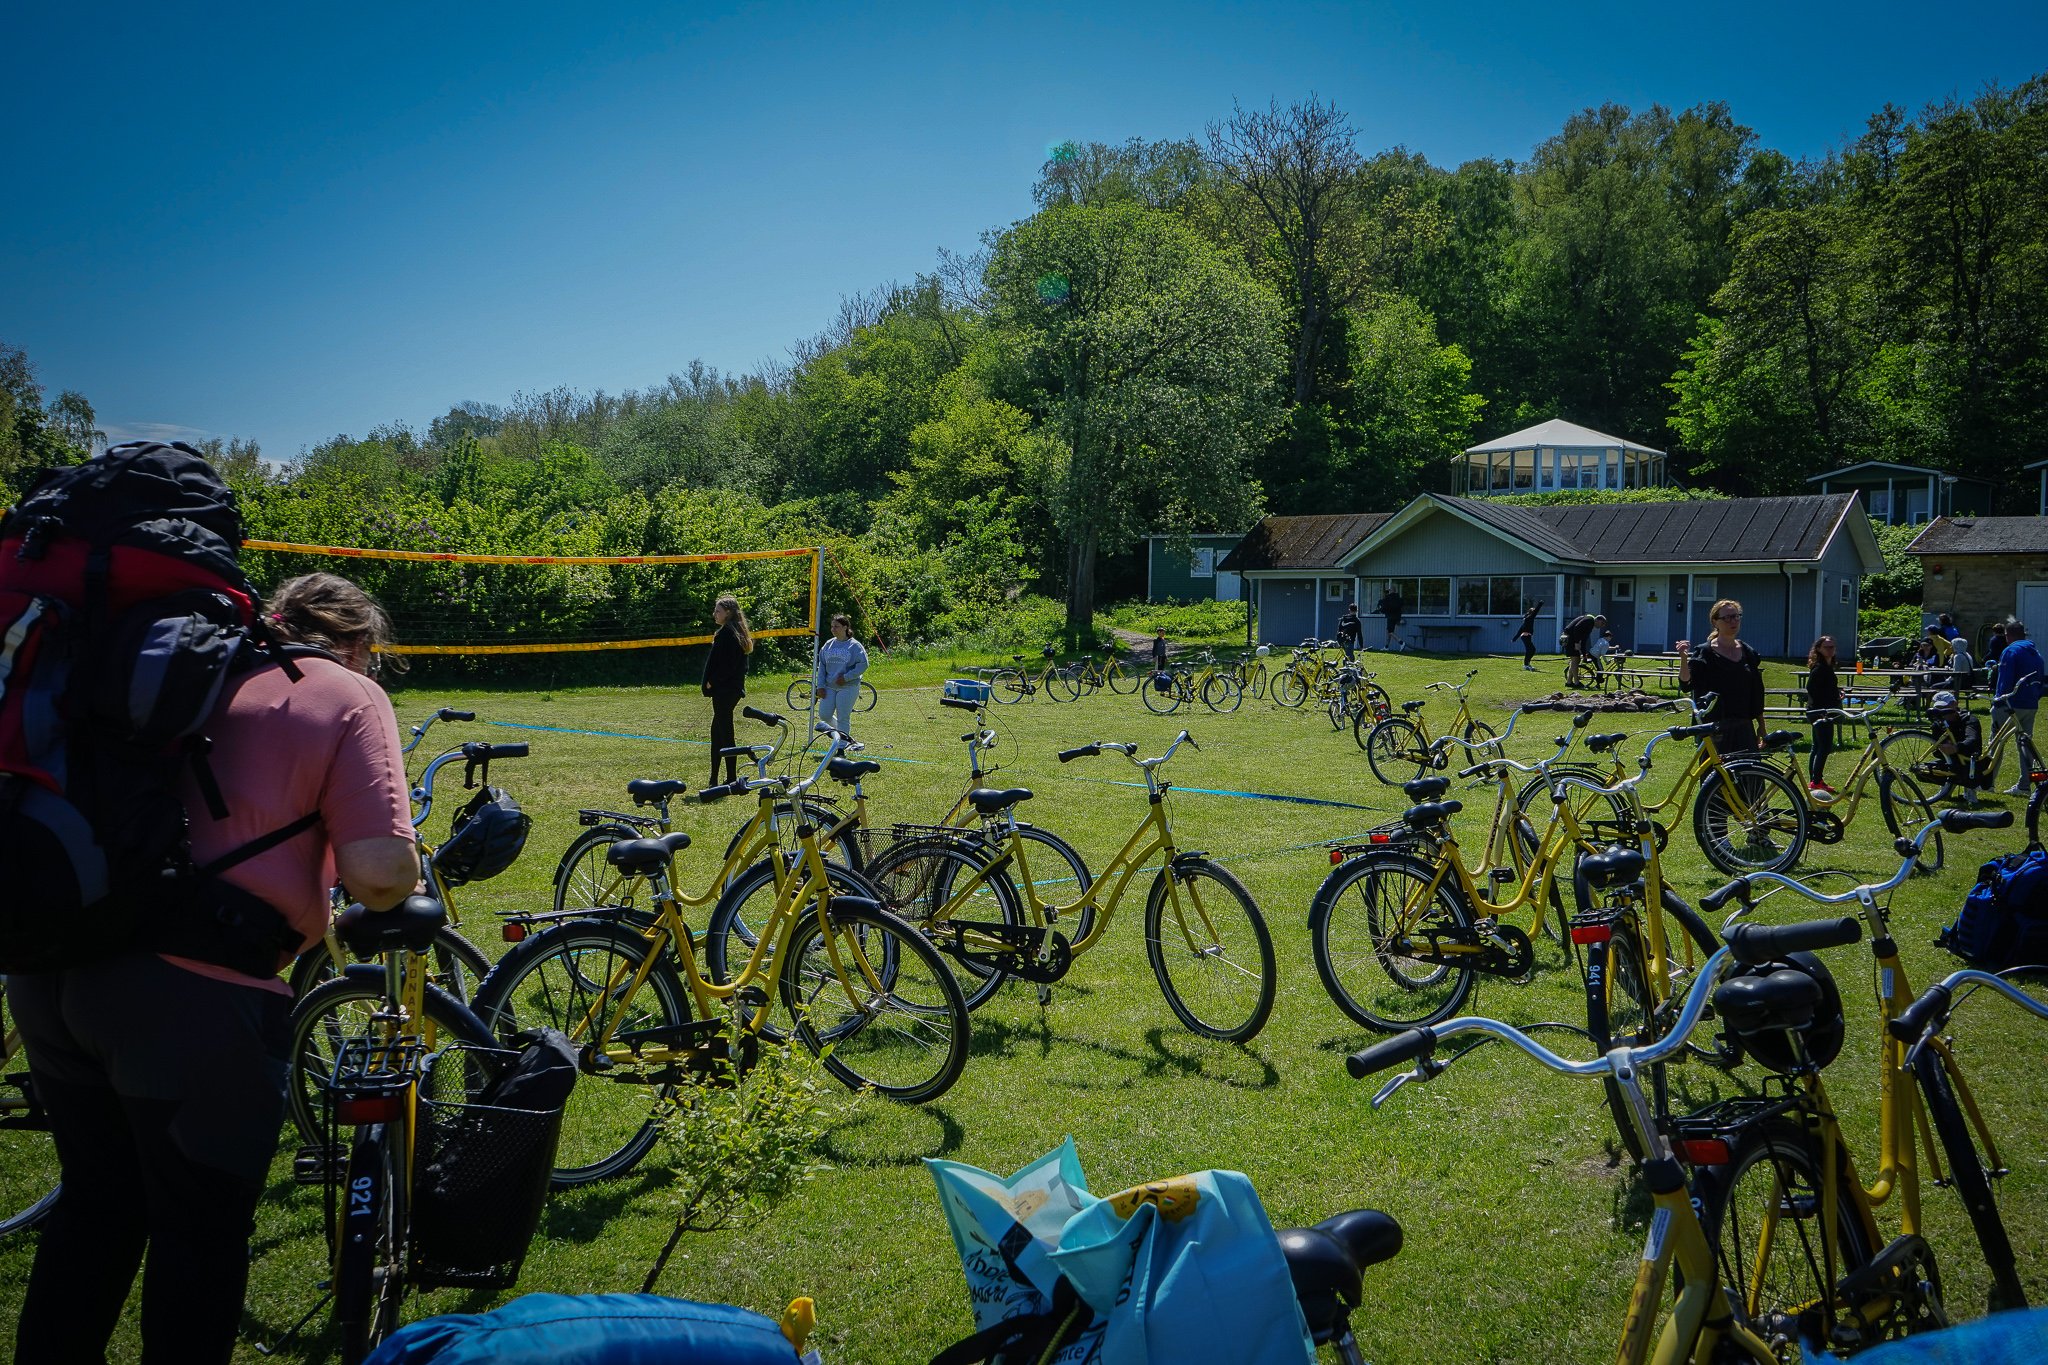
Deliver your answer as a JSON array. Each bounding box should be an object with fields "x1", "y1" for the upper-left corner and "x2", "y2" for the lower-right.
[{"x1": 1145, "y1": 532, "x2": 1246, "y2": 603}]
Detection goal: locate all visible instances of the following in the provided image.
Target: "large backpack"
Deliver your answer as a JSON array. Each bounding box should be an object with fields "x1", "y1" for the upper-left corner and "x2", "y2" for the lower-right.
[
  {"x1": 0, "y1": 441, "x2": 312, "y2": 976},
  {"x1": 1937, "y1": 848, "x2": 2048, "y2": 973}
]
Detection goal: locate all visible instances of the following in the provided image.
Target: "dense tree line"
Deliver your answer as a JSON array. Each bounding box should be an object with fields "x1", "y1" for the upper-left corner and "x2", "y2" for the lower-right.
[{"x1": 6, "y1": 75, "x2": 2042, "y2": 644}]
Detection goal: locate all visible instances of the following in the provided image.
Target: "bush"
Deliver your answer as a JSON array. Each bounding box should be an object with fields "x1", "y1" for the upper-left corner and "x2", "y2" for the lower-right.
[
  {"x1": 1104, "y1": 599, "x2": 1249, "y2": 644},
  {"x1": 1859, "y1": 602, "x2": 1924, "y2": 643}
]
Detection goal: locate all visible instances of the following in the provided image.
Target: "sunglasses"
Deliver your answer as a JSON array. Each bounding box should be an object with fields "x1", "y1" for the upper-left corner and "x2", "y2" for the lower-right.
[{"x1": 1715, "y1": 612, "x2": 1743, "y2": 621}]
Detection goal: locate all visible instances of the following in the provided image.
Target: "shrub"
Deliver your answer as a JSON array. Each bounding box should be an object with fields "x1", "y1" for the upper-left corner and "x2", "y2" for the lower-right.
[
  {"x1": 1859, "y1": 602, "x2": 1924, "y2": 643},
  {"x1": 1104, "y1": 599, "x2": 1249, "y2": 643}
]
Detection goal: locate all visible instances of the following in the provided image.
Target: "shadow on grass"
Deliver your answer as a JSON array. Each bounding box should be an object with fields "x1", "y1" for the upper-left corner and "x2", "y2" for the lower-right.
[
  {"x1": 966, "y1": 1013, "x2": 1277, "y2": 1090},
  {"x1": 543, "y1": 1169, "x2": 670, "y2": 1242},
  {"x1": 818, "y1": 1104, "x2": 965, "y2": 1168}
]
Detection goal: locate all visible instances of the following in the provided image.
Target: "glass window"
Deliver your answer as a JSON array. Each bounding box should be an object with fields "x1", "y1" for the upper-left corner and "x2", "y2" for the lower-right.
[
  {"x1": 1512, "y1": 451, "x2": 1535, "y2": 489},
  {"x1": 1457, "y1": 578, "x2": 1490, "y2": 615},
  {"x1": 1489, "y1": 576, "x2": 1523, "y2": 614},
  {"x1": 1610, "y1": 578, "x2": 1634, "y2": 602},
  {"x1": 1416, "y1": 577, "x2": 1450, "y2": 614},
  {"x1": 1190, "y1": 547, "x2": 1215, "y2": 578},
  {"x1": 1325, "y1": 579, "x2": 1349, "y2": 602},
  {"x1": 1840, "y1": 580, "x2": 1853, "y2": 605},
  {"x1": 1521, "y1": 576, "x2": 1551, "y2": 612}
]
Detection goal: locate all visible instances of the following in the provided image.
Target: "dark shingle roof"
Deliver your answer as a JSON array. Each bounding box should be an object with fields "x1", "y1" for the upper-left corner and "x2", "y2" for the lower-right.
[
  {"x1": 1907, "y1": 517, "x2": 2048, "y2": 556},
  {"x1": 1438, "y1": 499, "x2": 1586, "y2": 561},
  {"x1": 1220, "y1": 513, "x2": 1390, "y2": 572},
  {"x1": 1529, "y1": 495, "x2": 1855, "y2": 563}
]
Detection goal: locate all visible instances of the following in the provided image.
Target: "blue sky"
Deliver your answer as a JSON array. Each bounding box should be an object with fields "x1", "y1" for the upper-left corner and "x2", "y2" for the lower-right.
[{"x1": 6, "y1": 2, "x2": 2043, "y2": 457}]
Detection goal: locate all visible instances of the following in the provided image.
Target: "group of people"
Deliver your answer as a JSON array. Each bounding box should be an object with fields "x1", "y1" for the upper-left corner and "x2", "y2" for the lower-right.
[{"x1": 700, "y1": 598, "x2": 870, "y2": 785}]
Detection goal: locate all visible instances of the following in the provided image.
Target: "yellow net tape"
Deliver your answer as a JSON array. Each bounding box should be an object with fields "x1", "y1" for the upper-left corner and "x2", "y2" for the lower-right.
[{"x1": 384, "y1": 627, "x2": 811, "y2": 656}]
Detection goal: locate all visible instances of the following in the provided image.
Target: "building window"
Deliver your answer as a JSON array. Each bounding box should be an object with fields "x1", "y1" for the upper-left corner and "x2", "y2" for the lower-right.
[
  {"x1": 1363, "y1": 576, "x2": 1450, "y2": 614},
  {"x1": 1454, "y1": 575, "x2": 1541, "y2": 616},
  {"x1": 1325, "y1": 579, "x2": 1348, "y2": 602},
  {"x1": 1610, "y1": 578, "x2": 1634, "y2": 602},
  {"x1": 1522, "y1": 576, "x2": 1550, "y2": 612},
  {"x1": 1696, "y1": 577, "x2": 1717, "y2": 600},
  {"x1": 1190, "y1": 548, "x2": 1215, "y2": 578},
  {"x1": 1840, "y1": 580, "x2": 1852, "y2": 605}
]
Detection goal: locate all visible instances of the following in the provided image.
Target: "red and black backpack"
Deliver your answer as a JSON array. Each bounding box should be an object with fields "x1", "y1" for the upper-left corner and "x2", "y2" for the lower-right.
[{"x1": 0, "y1": 441, "x2": 315, "y2": 975}]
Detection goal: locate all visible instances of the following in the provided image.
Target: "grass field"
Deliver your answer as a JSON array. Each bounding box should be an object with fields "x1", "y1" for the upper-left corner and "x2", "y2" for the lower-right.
[{"x1": 5, "y1": 646, "x2": 2047, "y2": 1363}]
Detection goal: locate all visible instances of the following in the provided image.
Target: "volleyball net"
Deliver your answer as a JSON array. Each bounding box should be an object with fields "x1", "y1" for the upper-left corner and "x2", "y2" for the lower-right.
[{"x1": 241, "y1": 539, "x2": 824, "y2": 657}]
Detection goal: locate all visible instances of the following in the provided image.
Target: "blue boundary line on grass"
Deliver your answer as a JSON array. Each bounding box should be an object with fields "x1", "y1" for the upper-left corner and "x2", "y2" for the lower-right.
[
  {"x1": 1064, "y1": 776, "x2": 1377, "y2": 811},
  {"x1": 480, "y1": 719, "x2": 931, "y2": 763}
]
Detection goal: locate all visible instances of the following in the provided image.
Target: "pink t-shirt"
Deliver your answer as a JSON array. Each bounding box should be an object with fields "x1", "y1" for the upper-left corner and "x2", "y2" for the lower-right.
[{"x1": 165, "y1": 656, "x2": 414, "y2": 994}]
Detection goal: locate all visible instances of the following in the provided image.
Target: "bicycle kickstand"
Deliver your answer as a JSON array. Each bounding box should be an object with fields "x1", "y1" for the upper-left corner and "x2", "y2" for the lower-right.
[{"x1": 255, "y1": 1287, "x2": 333, "y2": 1357}]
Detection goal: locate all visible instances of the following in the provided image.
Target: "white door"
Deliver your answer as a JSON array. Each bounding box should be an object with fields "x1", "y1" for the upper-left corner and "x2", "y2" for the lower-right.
[
  {"x1": 2018, "y1": 583, "x2": 2048, "y2": 632},
  {"x1": 1214, "y1": 571, "x2": 1242, "y2": 603},
  {"x1": 1583, "y1": 579, "x2": 1602, "y2": 616},
  {"x1": 1635, "y1": 578, "x2": 1665, "y2": 653}
]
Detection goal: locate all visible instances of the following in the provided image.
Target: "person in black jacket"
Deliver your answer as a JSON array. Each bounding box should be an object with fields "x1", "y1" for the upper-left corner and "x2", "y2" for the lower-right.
[
  {"x1": 1336, "y1": 603, "x2": 1362, "y2": 660},
  {"x1": 1515, "y1": 600, "x2": 1542, "y2": 670},
  {"x1": 1804, "y1": 635, "x2": 1843, "y2": 794},
  {"x1": 1375, "y1": 587, "x2": 1405, "y2": 650},
  {"x1": 1677, "y1": 598, "x2": 1766, "y2": 752},
  {"x1": 1927, "y1": 690, "x2": 1986, "y2": 803},
  {"x1": 702, "y1": 595, "x2": 753, "y2": 785}
]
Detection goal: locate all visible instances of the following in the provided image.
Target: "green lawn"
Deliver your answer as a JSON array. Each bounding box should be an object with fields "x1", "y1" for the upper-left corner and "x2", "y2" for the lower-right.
[{"x1": 6, "y1": 647, "x2": 2046, "y2": 1363}]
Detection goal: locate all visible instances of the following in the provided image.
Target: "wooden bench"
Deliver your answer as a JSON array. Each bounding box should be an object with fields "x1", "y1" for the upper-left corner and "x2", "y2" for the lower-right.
[{"x1": 1415, "y1": 623, "x2": 1479, "y2": 652}]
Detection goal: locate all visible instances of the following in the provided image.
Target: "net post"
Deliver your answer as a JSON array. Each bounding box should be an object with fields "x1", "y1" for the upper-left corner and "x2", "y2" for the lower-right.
[{"x1": 806, "y1": 546, "x2": 826, "y2": 734}]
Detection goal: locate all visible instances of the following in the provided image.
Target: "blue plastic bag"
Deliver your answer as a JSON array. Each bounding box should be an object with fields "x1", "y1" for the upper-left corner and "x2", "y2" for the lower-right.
[
  {"x1": 360, "y1": 1292, "x2": 805, "y2": 1365},
  {"x1": 1800, "y1": 1305, "x2": 2048, "y2": 1363}
]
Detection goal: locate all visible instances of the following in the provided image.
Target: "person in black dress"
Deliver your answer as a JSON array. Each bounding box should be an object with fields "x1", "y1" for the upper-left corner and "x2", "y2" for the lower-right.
[
  {"x1": 702, "y1": 595, "x2": 753, "y2": 785},
  {"x1": 1804, "y1": 635, "x2": 1842, "y2": 794},
  {"x1": 1677, "y1": 598, "x2": 1765, "y2": 752}
]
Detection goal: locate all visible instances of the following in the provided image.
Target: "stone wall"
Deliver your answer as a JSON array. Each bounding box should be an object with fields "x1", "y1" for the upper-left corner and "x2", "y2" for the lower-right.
[{"x1": 1922, "y1": 553, "x2": 2048, "y2": 633}]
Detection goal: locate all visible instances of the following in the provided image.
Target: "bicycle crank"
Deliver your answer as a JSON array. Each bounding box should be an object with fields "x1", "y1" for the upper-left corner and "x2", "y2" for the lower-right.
[
  {"x1": 586, "y1": 1018, "x2": 760, "y2": 1085},
  {"x1": 1805, "y1": 811, "x2": 1845, "y2": 845},
  {"x1": 927, "y1": 921, "x2": 1074, "y2": 983}
]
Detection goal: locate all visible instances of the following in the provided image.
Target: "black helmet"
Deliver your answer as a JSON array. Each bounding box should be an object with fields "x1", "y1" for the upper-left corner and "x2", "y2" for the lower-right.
[
  {"x1": 1711, "y1": 951, "x2": 1846, "y2": 1075},
  {"x1": 433, "y1": 786, "x2": 531, "y2": 885}
]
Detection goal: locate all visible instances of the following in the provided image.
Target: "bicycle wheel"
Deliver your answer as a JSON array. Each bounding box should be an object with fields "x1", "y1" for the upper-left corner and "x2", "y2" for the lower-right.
[
  {"x1": 1105, "y1": 660, "x2": 1138, "y2": 695},
  {"x1": 287, "y1": 974, "x2": 496, "y2": 1149},
  {"x1": 1203, "y1": 674, "x2": 1243, "y2": 713},
  {"x1": 967, "y1": 823, "x2": 1097, "y2": 943},
  {"x1": 857, "y1": 680, "x2": 878, "y2": 712},
  {"x1": 1363, "y1": 718, "x2": 1430, "y2": 785},
  {"x1": 0, "y1": 986, "x2": 59, "y2": 1237},
  {"x1": 334, "y1": 1125, "x2": 406, "y2": 1364},
  {"x1": 1697, "y1": 1121, "x2": 1884, "y2": 1359},
  {"x1": 991, "y1": 668, "x2": 1027, "y2": 704},
  {"x1": 1462, "y1": 718, "x2": 1497, "y2": 749},
  {"x1": 1693, "y1": 761, "x2": 1809, "y2": 875},
  {"x1": 1879, "y1": 769, "x2": 1945, "y2": 874},
  {"x1": 1142, "y1": 673, "x2": 1183, "y2": 714},
  {"x1": 471, "y1": 924, "x2": 693, "y2": 1185},
  {"x1": 785, "y1": 677, "x2": 810, "y2": 710},
  {"x1": 1309, "y1": 853, "x2": 1478, "y2": 1031},
  {"x1": 1144, "y1": 859, "x2": 1275, "y2": 1043},
  {"x1": 1244, "y1": 664, "x2": 1267, "y2": 700},
  {"x1": 720, "y1": 799, "x2": 866, "y2": 879},
  {"x1": 702, "y1": 858, "x2": 884, "y2": 1040},
  {"x1": 287, "y1": 926, "x2": 492, "y2": 1006},
  {"x1": 1878, "y1": 727, "x2": 1947, "y2": 793},
  {"x1": 1046, "y1": 667, "x2": 1081, "y2": 703},
  {"x1": 1273, "y1": 670, "x2": 1309, "y2": 708},
  {"x1": 554, "y1": 824, "x2": 644, "y2": 916},
  {"x1": 1363, "y1": 682, "x2": 1391, "y2": 722},
  {"x1": 781, "y1": 899, "x2": 970, "y2": 1103},
  {"x1": 1914, "y1": 1046, "x2": 2027, "y2": 1312},
  {"x1": 1583, "y1": 918, "x2": 1656, "y2": 1163},
  {"x1": 863, "y1": 836, "x2": 1024, "y2": 1010}
]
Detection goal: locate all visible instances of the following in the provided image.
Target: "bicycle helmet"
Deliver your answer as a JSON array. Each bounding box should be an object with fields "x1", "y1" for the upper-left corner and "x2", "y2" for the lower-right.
[
  {"x1": 1711, "y1": 951, "x2": 1846, "y2": 1074},
  {"x1": 433, "y1": 785, "x2": 531, "y2": 885}
]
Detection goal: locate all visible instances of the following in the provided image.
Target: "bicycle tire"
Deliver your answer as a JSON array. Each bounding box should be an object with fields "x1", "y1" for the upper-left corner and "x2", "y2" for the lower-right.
[
  {"x1": 2031, "y1": 778, "x2": 2047, "y2": 850},
  {"x1": 1693, "y1": 761, "x2": 1808, "y2": 875},
  {"x1": 1273, "y1": 670, "x2": 1309, "y2": 708},
  {"x1": 1105, "y1": 660, "x2": 1138, "y2": 695},
  {"x1": 1696, "y1": 1120, "x2": 1886, "y2": 1355},
  {"x1": 719, "y1": 799, "x2": 866, "y2": 879},
  {"x1": 1203, "y1": 674, "x2": 1243, "y2": 714},
  {"x1": 1879, "y1": 769, "x2": 1945, "y2": 874},
  {"x1": 287, "y1": 973, "x2": 497, "y2": 1149},
  {"x1": 701, "y1": 857, "x2": 886, "y2": 1042},
  {"x1": 554, "y1": 823, "x2": 645, "y2": 916},
  {"x1": 1142, "y1": 673, "x2": 1184, "y2": 714},
  {"x1": 991, "y1": 668, "x2": 1026, "y2": 705},
  {"x1": 1363, "y1": 717, "x2": 1429, "y2": 785},
  {"x1": 1463, "y1": 718, "x2": 1497, "y2": 749},
  {"x1": 962, "y1": 823, "x2": 1098, "y2": 943},
  {"x1": 1309, "y1": 853, "x2": 1478, "y2": 1031},
  {"x1": 1583, "y1": 919, "x2": 1657, "y2": 1163},
  {"x1": 1243, "y1": 665, "x2": 1267, "y2": 700},
  {"x1": 1363, "y1": 682, "x2": 1391, "y2": 722},
  {"x1": 0, "y1": 985, "x2": 59, "y2": 1238},
  {"x1": 856, "y1": 680, "x2": 878, "y2": 712},
  {"x1": 471, "y1": 923, "x2": 693, "y2": 1186},
  {"x1": 1046, "y1": 667, "x2": 1081, "y2": 703},
  {"x1": 1144, "y1": 859, "x2": 1275, "y2": 1042},
  {"x1": 334, "y1": 1124, "x2": 406, "y2": 1364},
  {"x1": 1913, "y1": 1044, "x2": 2027, "y2": 1312},
  {"x1": 1878, "y1": 727, "x2": 1947, "y2": 794},
  {"x1": 784, "y1": 677, "x2": 811, "y2": 711},
  {"x1": 287, "y1": 926, "x2": 492, "y2": 1006},
  {"x1": 780, "y1": 899, "x2": 970, "y2": 1104},
  {"x1": 862, "y1": 836, "x2": 1025, "y2": 1010}
]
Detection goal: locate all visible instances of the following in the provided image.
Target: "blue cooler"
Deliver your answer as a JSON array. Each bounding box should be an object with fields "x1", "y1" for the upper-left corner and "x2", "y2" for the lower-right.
[{"x1": 944, "y1": 678, "x2": 991, "y2": 704}]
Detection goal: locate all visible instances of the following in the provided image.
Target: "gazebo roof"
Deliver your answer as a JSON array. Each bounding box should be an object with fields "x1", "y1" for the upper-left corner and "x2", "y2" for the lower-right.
[{"x1": 1463, "y1": 418, "x2": 1664, "y2": 457}]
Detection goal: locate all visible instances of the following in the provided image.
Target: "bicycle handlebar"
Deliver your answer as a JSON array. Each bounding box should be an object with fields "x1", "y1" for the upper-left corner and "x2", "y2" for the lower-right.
[
  {"x1": 1889, "y1": 969, "x2": 2048, "y2": 1049},
  {"x1": 1702, "y1": 809, "x2": 2009, "y2": 915},
  {"x1": 437, "y1": 708, "x2": 474, "y2": 723},
  {"x1": 940, "y1": 697, "x2": 981, "y2": 713},
  {"x1": 743, "y1": 705, "x2": 784, "y2": 726},
  {"x1": 1725, "y1": 916, "x2": 1862, "y2": 964}
]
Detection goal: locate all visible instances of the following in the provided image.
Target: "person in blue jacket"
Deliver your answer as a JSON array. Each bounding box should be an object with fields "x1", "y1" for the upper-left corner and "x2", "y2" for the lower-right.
[
  {"x1": 814, "y1": 613, "x2": 870, "y2": 739},
  {"x1": 1994, "y1": 618, "x2": 2045, "y2": 794}
]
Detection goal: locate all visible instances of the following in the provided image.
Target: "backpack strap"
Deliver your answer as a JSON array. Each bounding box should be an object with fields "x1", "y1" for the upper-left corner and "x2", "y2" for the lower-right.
[
  {"x1": 928, "y1": 1278, "x2": 1092, "y2": 1365},
  {"x1": 196, "y1": 811, "x2": 321, "y2": 879},
  {"x1": 147, "y1": 813, "x2": 323, "y2": 978}
]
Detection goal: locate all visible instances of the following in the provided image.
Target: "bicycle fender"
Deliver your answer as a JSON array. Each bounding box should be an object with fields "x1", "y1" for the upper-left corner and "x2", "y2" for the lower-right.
[
  {"x1": 1169, "y1": 851, "x2": 1211, "y2": 872},
  {"x1": 332, "y1": 963, "x2": 495, "y2": 1044}
]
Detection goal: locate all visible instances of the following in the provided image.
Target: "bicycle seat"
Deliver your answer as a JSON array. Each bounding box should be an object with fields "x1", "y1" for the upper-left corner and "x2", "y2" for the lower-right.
[
  {"x1": 1763, "y1": 729, "x2": 1802, "y2": 749},
  {"x1": 1277, "y1": 1209, "x2": 1403, "y2": 1344},
  {"x1": 605, "y1": 830, "x2": 693, "y2": 875},
  {"x1": 1712, "y1": 967, "x2": 1823, "y2": 1037},
  {"x1": 1401, "y1": 799, "x2": 1462, "y2": 829},
  {"x1": 627, "y1": 778, "x2": 688, "y2": 804},
  {"x1": 827, "y1": 757, "x2": 882, "y2": 783},
  {"x1": 1402, "y1": 776, "x2": 1451, "y2": 801},
  {"x1": 336, "y1": 895, "x2": 447, "y2": 959},
  {"x1": 968, "y1": 786, "x2": 1033, "y2": 813},
  {"x1": 1579, "y1": 846, "x2": 1647, "y2": 890},
  {"x1": 1401, "y1": 700, "x2": 1426, "y2": 712},
  {"x1": 1584, "y1": 732, "x2": 1629, "y2": 754}
]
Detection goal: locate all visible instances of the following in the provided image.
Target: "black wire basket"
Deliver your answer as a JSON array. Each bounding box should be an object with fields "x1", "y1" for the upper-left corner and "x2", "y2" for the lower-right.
[{"x1": 409, "y1": 1044, "x2": 565, "y2": 1290}]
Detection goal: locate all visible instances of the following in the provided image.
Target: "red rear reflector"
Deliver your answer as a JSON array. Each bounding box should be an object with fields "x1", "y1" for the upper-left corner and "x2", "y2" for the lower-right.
[
  {"x1": 2032, "y1": 772, "x2": 2048, "y2": 783},
  {"x1": 502, "y1": 923, "x2": 528, "y2": 943},
  {"x1": 1570, "y1": 924, "x2": 1612, "y2": 945},
  {"x1": 336, "y1": 1096, "x2": 403, "y2": 1126},
  {"x1": 1330, "y1": 849, "x2": 1345, "y2": 865},
  {"x1": 1370, "y1": 833, "x2": 1392, "y2": 844},
  {"x1": 1679, "y1": 1138, "x2": 1732, "y2": 1166}
]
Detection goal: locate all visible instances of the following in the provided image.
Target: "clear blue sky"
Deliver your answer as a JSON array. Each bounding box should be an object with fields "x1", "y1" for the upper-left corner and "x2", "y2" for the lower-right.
[{"x1": 6, "y1": 2, "x2": 2042, "y2": 458}]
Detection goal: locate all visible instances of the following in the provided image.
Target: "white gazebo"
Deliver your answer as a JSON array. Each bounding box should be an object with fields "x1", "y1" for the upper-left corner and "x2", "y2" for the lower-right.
[{"x1": 1455, "y1": 418, "x2": 1667, "y2": 496}]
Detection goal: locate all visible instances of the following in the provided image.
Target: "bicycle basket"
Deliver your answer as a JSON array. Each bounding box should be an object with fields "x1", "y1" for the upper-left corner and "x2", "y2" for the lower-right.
[
  {"x1": 410, "y1": 1039, "x2": 570, "y2": 1290},
  {"x1": 433, "y1": 785, "x2": 532, "y2": 886}
]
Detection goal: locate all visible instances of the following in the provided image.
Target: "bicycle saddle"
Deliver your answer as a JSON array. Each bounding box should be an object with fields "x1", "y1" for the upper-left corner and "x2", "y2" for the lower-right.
[
  {"x1": 1277, "y1": 1209, "x2": 1403, "y2": 1344},
  {"x1": 968, "y1": 786, "x2": 1033, "y2": 813},
  {"x1": 336, "y1": 895, "x2": 447, "y2": 959},
  {"x1": 627, "y1": 778, "x2": 688, "y2": 804},
  {"x1": 605, "y1": 830, "x2": 693, "y2": 874},
  {"x1": 1402, "y1": 776, "x2": 1451, "y2": 801},
  {"x1": 827, "y1": 757, "x2": 882, "y2": 783},
  {"x1": 1763, "y1": 729, "x2": 1802, "y2": 749},
  {"x1": 1579, "y1": 846, "x2": 1647, "y2": 890},
  {"x1": 1401, "y1": 799, "x2": 1462, "y2": 829},
  {"x1": 1712, "y1": 967, "x2": 1823, "y2": 1037},
  {"x1": 1401, "y1": 699, "x2": 1426, "y2": 712}
]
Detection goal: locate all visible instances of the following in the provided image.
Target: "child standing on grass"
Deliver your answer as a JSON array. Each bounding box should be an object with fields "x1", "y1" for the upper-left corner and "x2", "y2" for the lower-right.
[{"x1": 815, "y1": 613, "x2": 869, "y2": 738}]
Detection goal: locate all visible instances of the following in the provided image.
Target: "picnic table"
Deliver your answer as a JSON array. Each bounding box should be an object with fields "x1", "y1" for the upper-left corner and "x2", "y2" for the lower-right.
[{"x1": 1416, "y1": 623, "x2": 1479, "y2": 652}]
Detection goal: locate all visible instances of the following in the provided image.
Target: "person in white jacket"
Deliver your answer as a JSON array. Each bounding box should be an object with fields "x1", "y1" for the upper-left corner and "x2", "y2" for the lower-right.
[{"x1": 814, "y1": 614, "x2": 870, "y2": 738}]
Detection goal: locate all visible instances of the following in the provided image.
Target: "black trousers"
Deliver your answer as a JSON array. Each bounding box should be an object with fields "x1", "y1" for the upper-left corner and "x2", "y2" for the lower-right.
[
  {"x1": 1520, "y1": 633, "x2": 1535, "y2": 664},
  {"x1": 1809, "y1": 719, "x2": 1836, "y2": 784},
  {"x1": 709, "y1": 692, "x2": 740, "y2": 785},
  {"x1": 11, "y1": 955, "x2": 289, "y2": 1365}
]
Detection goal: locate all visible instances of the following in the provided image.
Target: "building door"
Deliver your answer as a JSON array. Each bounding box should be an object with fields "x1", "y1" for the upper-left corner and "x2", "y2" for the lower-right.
[
  {"x1": 1635, "y1": 578, "x2": 1667, "y2": 654},
  {"x1": 1259, "y1": 580, "x2": 1316, "y2": 646},
  {"x1": 2018, "y1": 583, "x2": 2048, "y2": 635},
  {"x1": 1583, "y1": 579, "x2": 1602, "y2": 616}
]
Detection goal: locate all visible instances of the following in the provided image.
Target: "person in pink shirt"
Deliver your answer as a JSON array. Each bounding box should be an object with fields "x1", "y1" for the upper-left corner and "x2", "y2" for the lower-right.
[{"x1": 11, "y1": 573, "x2": 419, "y2": 1365}]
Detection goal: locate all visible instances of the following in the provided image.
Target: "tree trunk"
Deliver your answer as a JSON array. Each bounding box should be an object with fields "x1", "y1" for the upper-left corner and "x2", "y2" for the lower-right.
[{"x1": 1065, "y1": 527, "x2": 1099, "y2": 645}]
